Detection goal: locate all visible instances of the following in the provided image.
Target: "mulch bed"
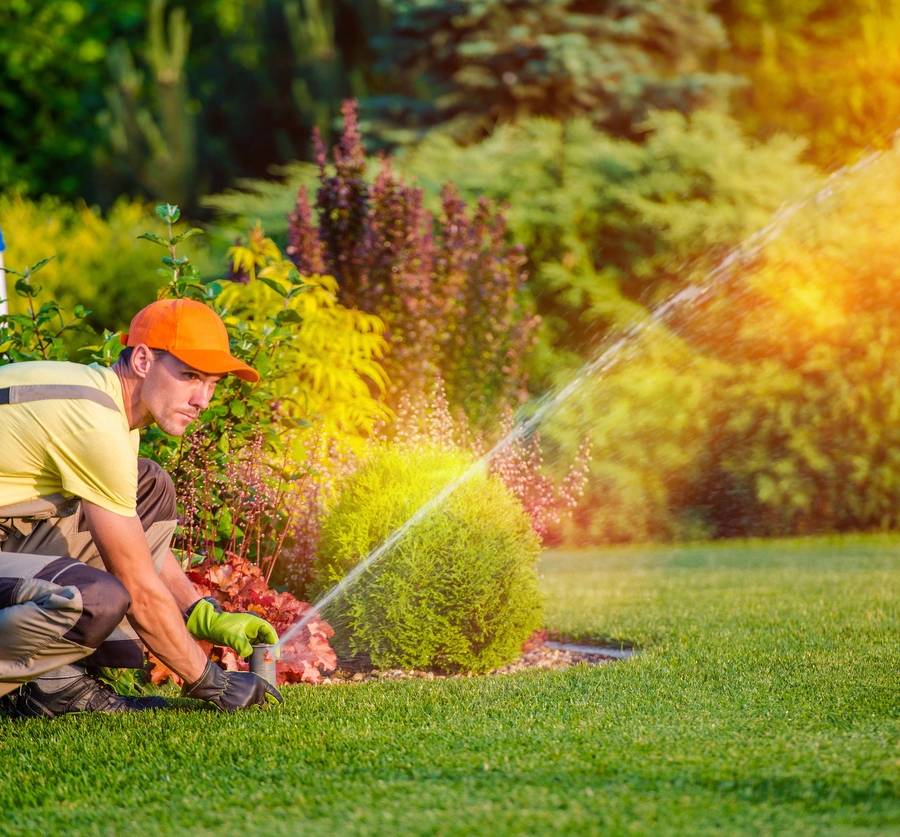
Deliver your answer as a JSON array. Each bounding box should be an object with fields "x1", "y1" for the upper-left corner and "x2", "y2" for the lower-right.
[{"x1": 320, "y1": 639, "x2": 620, "y2": 684}]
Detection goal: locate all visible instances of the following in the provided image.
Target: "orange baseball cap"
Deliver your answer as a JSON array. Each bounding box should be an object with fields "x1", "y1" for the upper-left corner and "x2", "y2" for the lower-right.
[{"x1": 121, "y1": 299, "x2": 260, "y2": 383}]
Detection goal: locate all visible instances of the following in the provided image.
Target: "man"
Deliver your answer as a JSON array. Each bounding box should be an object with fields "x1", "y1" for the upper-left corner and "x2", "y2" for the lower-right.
[{"x1": 0, "y1": 298, "x2": 283, "y2": 716}]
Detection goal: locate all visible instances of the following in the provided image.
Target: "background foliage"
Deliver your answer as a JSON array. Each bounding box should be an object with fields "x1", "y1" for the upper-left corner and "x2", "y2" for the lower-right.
[
  {"x1": 0, "y1": 0, "x2": 385, "y2": 209},
  {"x1": 4, "y1": 0, "x2": 900, "y2": 559},
  {"x1": 5, "y1": 0, "x2": 896, "y2": 210},
  {"x1": 399, "y1": 110, "x2": 817, "y2": 381},
  {"x1": 0, "y1": 194, "x2": 187, "y2": 334},
  {"x1": 714, "y1": 0, "x2": 900, "y2": 167},
  {"x1": 554, "y1": 146, "x2": 900, "y2": 543},
  {"x1": 361, "y1": 0, "x2": 734, "y2": 146}
]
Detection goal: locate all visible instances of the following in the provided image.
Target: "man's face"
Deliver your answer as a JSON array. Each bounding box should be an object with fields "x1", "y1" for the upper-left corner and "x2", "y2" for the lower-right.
[{"x1": 140, "y1": 352, "x2": 223, "y2": 436}]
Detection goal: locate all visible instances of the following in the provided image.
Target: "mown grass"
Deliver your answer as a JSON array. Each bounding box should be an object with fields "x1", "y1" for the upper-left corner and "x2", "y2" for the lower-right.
[{"x1": 1, "y1": 535, "x2": 897, "y2": 835}]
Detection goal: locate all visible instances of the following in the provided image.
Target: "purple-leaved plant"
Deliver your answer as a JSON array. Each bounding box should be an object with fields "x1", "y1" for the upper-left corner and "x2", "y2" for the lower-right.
[{"x1": 286, "y1": 100, "x2": 537, "y2": 427}]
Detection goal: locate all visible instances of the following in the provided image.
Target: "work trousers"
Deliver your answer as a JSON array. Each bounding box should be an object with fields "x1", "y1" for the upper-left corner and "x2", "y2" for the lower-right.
[{"x1": 0, "y1": 459, "x2": 177, "y2": 697}]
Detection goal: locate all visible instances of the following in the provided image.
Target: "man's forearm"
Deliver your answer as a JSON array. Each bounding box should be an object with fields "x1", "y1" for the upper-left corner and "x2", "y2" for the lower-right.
[
  {"x1": 159, "y1": 550, "x2": 202, "y2": 613},
  {"x1": 126, "y1": 577, "x2": 208, "y2": 682}
]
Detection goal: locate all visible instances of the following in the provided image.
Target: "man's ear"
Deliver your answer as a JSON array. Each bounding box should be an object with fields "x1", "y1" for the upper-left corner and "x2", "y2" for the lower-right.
[{"x1": 130, "y1": 344, "x2": 155, "y2": 379}]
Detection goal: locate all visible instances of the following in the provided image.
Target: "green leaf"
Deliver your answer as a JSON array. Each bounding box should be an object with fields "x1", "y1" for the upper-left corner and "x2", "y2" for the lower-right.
[
  {"x1": 156, "y1": 204, "x2": 181, "y2": 223},
  {"x1": 37, "y1": 301, "x2": 60, "y2": 316},
  {"x1": 162, "y1": 256, "x2": 190, "y2": 267},
  {"x1": 257, "y1": 276, "x2": 289, "y2": 297},
  {"x1": 230, "y1": 400, "x2": 247, "y2": 418},
  {"x1": 275, "y1": 308, "x2": 303, "y2": 325},
  {"x1": 137, "y1": 231, "x2": 170, "y2": 247},
  {"x1": 171, "y1": 228, "x2": 205, "y2": 244},
  {"x1": 14, "y1": 278, "x2": 37, "y2": 297},
  {"x1": 216, "y1": 507, "x2": 233, "y2": 537},
  {"x1": 29, "y1": 257, "x2": 54, "y2": 275}
]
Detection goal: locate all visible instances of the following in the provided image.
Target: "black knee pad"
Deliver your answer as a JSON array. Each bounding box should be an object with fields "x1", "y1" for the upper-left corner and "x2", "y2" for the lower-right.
[
  {"x1": 136, "y1": 458, "x2": 177, "y2": 528},
  {"x1": 37, "y1": 559, "x2": 131, "y2": 648}
]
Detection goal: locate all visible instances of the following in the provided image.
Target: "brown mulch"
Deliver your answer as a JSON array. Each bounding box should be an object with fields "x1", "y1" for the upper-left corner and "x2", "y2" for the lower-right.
[{"x1": 320, "y1": 640, "x2": 619, "y2": 684}]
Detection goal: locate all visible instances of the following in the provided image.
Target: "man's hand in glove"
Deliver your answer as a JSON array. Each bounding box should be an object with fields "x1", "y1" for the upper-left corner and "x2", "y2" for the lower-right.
[
  {"x1": 185, "y1": 597, "x2": 278, "y2": 658},
  {"x1": 183, "y1": 660, "x2": 283, "y2": 711}
]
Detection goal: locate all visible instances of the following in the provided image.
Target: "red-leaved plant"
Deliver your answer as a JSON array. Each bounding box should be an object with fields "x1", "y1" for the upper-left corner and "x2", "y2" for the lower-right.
[
  {"x1": 149, "y1": 552, "x2": 337, "y2": 687},
  {"x1": 150, "y1": 432, "x2": 341, "y2": 686}
]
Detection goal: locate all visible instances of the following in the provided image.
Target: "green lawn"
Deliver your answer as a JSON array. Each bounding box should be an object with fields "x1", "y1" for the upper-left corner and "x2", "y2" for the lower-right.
[{"x1": 2, "y1": 536, "x2": 897, "y2": 835}]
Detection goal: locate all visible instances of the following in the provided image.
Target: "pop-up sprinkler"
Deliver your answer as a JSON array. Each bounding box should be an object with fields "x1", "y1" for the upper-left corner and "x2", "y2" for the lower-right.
[{"x1": 249, "y1": 643, "x2": 277, "y2": 686}]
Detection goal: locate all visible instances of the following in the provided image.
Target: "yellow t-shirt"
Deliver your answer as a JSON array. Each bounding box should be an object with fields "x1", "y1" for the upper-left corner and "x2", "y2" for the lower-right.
[{"x1": 0, "y1": 361, "x2": 140, "y2": 516}]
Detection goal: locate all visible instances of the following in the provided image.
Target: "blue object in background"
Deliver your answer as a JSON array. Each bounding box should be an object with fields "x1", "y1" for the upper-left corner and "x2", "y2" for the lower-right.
[{"x1": 0, "y1": 227, "x2": 5, "y2": 251}]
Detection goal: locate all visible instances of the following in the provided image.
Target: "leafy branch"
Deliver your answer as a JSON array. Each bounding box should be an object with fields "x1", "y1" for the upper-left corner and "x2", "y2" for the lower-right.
[
  {"x1": 137, "y1": 203, "x2": 208, "y2": 298},
  {"x1": 0, "y1": 257, "x2": 97, "y2": 363}
]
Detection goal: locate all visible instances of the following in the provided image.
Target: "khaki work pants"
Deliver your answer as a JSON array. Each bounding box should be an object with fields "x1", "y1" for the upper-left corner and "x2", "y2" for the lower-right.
[{"x1": 0, "y1": 459, "x2": 177, "y2": 697}]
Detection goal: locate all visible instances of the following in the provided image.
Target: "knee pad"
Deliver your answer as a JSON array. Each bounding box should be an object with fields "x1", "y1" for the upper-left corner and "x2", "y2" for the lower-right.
[{"x1": 36, "y1": 560, "x2": 131, "y2": 648}]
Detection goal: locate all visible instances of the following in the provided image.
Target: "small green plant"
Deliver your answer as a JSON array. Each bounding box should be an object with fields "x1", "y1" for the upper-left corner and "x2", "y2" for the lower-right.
[
  {"x1": 0, "y1": 257, "x2": 101, "y2": 364},
  {"x1": 313, "y1": 445, "x2": 543, "y2": 673}
]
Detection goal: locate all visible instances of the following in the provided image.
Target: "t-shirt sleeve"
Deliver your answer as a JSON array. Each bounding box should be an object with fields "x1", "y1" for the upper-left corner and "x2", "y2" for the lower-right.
[{"x1": 47, "y1": 408, "x2": 138, "y2": 516}]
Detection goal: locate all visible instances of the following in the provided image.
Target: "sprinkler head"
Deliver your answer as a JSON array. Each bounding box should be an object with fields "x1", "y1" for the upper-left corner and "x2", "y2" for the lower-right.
[{"x1": 249, "y1": 643, "x2": 278, "y2": 687}]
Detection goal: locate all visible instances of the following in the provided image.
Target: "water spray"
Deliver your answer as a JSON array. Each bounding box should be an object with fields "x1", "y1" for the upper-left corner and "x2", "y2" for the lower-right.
[{"x1": 276, "y1": 142, "x2": 892, "y2": 653}]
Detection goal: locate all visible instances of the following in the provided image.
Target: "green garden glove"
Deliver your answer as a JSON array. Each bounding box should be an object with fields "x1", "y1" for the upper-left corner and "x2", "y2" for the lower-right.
[{"x1": 185, "y1": 597, "x2": 278, "y2": 658}]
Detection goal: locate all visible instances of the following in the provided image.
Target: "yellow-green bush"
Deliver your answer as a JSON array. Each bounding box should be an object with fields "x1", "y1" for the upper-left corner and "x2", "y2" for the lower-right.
[
  {"x1": 221, "y1": 224, "x2": 390, "y2": 437},
  {"x1": 313, "y1": 446, "x2": 542, "y2": 673},
  {"x1": 0, "y1": 194, "x2": 210, "y2": 330}
]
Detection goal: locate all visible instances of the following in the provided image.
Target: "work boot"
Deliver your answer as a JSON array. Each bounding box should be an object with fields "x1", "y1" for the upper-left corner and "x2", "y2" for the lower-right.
[
  {"x1": 0, "y1": 689, "x2": 21, "y2": 718},
  {"x1": 13, "y1": 673, "x2": 168, "y2": 718}
]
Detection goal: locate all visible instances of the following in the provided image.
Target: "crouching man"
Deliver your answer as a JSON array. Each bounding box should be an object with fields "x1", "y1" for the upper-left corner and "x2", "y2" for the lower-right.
[{"x1": 0, "y1": 299, "x2": 282, "y2": 716}]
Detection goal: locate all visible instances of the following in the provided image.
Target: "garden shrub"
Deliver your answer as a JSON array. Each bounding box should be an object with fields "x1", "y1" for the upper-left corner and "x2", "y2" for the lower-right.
[
  {"x1": 389, "y1": 378, "x2": 591, "y2": 546},
  {"x1": 676, "y1": 142, "x2": 900, "y2": 536},
  {"x1": 553, "y1": 142, "x2": 900, "y2": 543},
  {"x1": 313, "y1": 445, "x2": 543, "y2": 673}
]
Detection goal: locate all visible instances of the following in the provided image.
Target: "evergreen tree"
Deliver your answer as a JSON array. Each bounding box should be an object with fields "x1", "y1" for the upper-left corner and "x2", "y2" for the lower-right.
[{"x1": 364, "y1": 0, "x2": 735, "y2": 145}]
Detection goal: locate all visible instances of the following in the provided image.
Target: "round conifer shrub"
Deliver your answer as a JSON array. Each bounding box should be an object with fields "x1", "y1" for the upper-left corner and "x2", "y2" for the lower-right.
[{"x1": 312, "y1": 445, "x2": 543, "y2": 673}]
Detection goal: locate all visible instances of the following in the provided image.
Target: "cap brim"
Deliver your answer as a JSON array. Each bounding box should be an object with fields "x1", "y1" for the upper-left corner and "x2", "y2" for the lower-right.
[{"x1": 168, "y1": 349, "x2": 260, "y2": 383}]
